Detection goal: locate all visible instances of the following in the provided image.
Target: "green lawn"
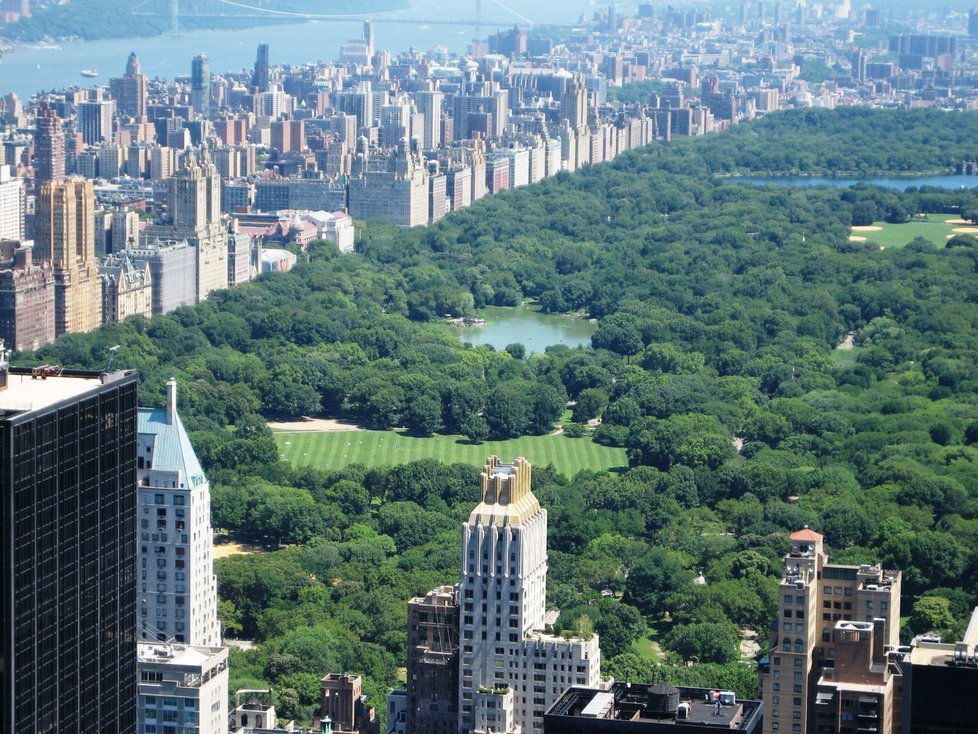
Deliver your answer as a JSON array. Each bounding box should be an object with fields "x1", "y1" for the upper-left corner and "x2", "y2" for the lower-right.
[
  {"x1": 274, "y1": 429, "x2": 628, "y2": 478},
  {"x1": 850, "y1": 213, "x2": 975, "y2": 249}
]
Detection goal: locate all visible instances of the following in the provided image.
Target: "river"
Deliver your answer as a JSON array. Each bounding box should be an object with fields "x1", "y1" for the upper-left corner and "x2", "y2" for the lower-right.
[
  {"x1": 725, "y1": 174, "x2": 978, "y2": 190},
  {"x1": 0, "y1": 0, "x2": 596, "y2": 100},
  {"x1": 449, "y1": 304, "x2": 595, "y2": 354}
]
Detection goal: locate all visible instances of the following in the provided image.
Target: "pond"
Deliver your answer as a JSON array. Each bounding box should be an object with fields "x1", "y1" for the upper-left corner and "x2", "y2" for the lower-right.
[
  {"x1": 450, "y1": 304, "x2": 596, "y2": 354},
  {"x1": 724, "y1": 174, "x2": 978, "y2": 190}
]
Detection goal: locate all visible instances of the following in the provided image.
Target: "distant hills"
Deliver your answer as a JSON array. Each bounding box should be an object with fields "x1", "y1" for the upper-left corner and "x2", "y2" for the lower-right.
[{"x1": 1, "y1": 0, "x2": 408, "y2": 41}]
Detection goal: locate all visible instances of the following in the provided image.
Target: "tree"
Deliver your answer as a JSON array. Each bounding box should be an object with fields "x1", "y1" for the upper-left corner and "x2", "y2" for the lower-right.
[
  {"x1": 460, "y1": 413, "x2": 490, "y2": 443},
  {"x1": 403, "y1": 390, "x2": 444, "y2": 437},
  {"x1": 603, "y1": 653, "x2": 658, "y2": 683},
  {"x1": 571, "y1": 388, "x2": 609, "y2": 423},
  {"x1": 909, "y1": 596, "x2": 955, "y2": 637},
  {"x1": 484, "y1": 382, "x2": 533, "y2": 439},
  {"x1": 623, "y1": 549, "x2": 694, "y2": 619},
  {"x1": 662, "y1": 622, "x2": 740, "y2": 665}
]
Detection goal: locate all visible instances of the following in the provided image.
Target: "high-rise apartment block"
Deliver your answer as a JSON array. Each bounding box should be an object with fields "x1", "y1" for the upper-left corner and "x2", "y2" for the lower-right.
[
  {"x1": 136, "y1": 379, "x2": 220, "y2": 647},
  {"x1": 34, "y1": 103, "x2": 66, "y2": 187},
  {"x1": 136, "y1": 643, "x2": 228, "y2": 734},
  {"x1": 457, "y1": 457, "x2": 601, "y2": 734},
  {"x1": 191, "y1": 54, "x2": 212, "y2": 117},
  {"x1": 144, "y1": 153, "x2": 228, "y2": 302},
  {"x1": 35, "y1": 177, "x2": 103, "y2": 335},
  {"x1": 0, "y1": 164, "x2": 24, "y2": 241},
  {"x1": 407, "y1": 586, "x2": 460, "y2": 734},
  {"x1": 0, "y1": 243, "x2": 55, "y2": 351},
  {"x1": 78, "y1": 88, "x2": 116, "y2": 145},
  {"x1": 0, "y1": 356, "x2": 139, "y2": 734},
  {"x1": 125, "y1": 238, "x2": 197, "y2": 315},
  {"x1": 110, "y1": 52, "x2": 149, "y2": 119},
  {"x1": 759, "y1": 528, "x2": 901, "y2": 734},
  {"x1": 252, "y1": 43, "x2": 270, "y2": 93}
]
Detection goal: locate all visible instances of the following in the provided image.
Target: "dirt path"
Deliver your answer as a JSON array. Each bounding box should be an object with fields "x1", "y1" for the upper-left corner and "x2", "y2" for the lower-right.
[
  {"x1": 836, "y1": 332, "x2": 855, "y2": 350},
  {"x1": 268, "y1": 417, "x2": 364, "y2": 432}
]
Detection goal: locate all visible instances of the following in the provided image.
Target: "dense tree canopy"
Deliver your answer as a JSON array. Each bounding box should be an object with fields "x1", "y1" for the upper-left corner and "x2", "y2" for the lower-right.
[{"x1": 19, "y1": 107, "x2": 978, "y2": 722}]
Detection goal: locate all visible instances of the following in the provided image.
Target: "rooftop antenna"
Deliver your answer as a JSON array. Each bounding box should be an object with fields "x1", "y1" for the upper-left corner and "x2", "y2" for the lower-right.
[{"x1": 103, "y1": 345, "x2": 121, "y2": 375}]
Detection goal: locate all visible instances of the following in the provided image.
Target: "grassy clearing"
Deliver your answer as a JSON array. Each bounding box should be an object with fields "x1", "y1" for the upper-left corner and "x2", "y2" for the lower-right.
[
  {"x1": 274, "y1": 429, "x2": 627, "y2": 478},
  {"x1": 850, "y1": 213, "x2": 973, "y2": 249}
]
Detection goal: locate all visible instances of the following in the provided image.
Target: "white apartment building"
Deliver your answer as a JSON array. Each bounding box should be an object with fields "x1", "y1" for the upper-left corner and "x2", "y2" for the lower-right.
[
  {"x1": 0, "y1": 165, "x2": 24, "y2": 241},
  {"x1": 137, "y1": 379, "x2": 220, "y2": 647},
  {"x1": 137, "y1": 643, "x2": 228, "y2": 734},
  {"x1": 458, "y1": 457, "x2": 601, "y2": 734}
]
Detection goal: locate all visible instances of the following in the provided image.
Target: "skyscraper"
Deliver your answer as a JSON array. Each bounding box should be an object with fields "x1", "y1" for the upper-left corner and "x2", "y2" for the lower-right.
[
  {"x1": 144, "y1": 152, "x2": 228, "y2": 302},
  {"x1": 78, "y1": 88, "x2": 116, "y2": 145},
  {"x1": 407, "y1": 586, "x2": 459, "y2": 734},
  {"x1": 110, "y1": 52, "x2": 148, "y2": 119},
  {"x1": 415, "y1": 90, "x2": 444, "y2": 150},
  {"x1": 33, "y1": 103, "x2": 66, "y2": 187},
  {"x1": 457, "y1": 457, "x2": 601, "y2": 734},
  {"x1": 35, "y1": 178, "x2": 103, "y2": 335},
  {"x1": 758, "y1": 528, "x2": 901, "y2": 734},
  {"x1": 0, "y1": 355, "x2": 139, "y2": 734},
  {"x1": 191, "y1": 54, "x2": 212, "y2": 117},
  {"x1": 136, "y1": 379, "x2": 220, "y2": 646},
  {"x1": 0, "y1": 164, "x2": 24, "y2": 241},
  {"x1": 252, "y1": 43, "x2": 270, "y2": 93}
]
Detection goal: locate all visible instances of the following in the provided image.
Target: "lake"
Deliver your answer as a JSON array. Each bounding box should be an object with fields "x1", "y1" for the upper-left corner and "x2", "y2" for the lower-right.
[
  {"x1": 725, "y1": 174, "x2": 978, "y2": 190},
  {"x1": 0, "y1": 0, "x2": 595, "y2": 100},
  {"x1": 451, "y1": 304, "x2": 595, "y2": 354}
]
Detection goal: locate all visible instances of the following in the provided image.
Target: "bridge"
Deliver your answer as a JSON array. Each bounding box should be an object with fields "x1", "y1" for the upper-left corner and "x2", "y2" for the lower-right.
[{"x1": 131, "y1": 0, "x2": 535, "y2": 38}]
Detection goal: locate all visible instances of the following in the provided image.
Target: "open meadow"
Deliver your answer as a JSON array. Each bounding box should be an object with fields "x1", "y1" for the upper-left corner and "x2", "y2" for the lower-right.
[
  {"x1": 849, "y1": 213, "x2": 976, "y2": 248},
  {"x1": 274, "y1": 428, "x2": 627, "y2": 477}
]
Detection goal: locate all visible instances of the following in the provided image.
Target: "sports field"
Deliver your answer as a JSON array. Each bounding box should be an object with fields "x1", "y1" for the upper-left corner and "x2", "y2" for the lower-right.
[
  {"x1": 849, "y1": 213, "x2": 976, "y2": 248},
  {"x1": 274, "y1": 429, "x2": 627, "y2": 477}
]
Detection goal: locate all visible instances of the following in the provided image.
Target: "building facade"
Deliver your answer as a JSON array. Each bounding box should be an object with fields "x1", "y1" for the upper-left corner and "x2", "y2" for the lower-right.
[
  {"x1": 457, "y1": 457, "x2": 601, "y2": 734},
  {"x1": 136, "y1": 643, "x2": 228, "y2": 734},
  {"x1": 35, "y1": 177, "x2": 103, "y2": 335},
  {"x1": 100, "y1": 252, "x2": 153, "y2": 323},
  {"x1": 758, "y1": 528, "x2": 901, "y2": 734},
  {"x1": 126, "y1": 238, "x2": 197, "y2": 315},
  {"x1": 0, "y1": 243, "x2": 55, "y2": 351},
  {"x1": 0, "y1": 164, "x2": 24, "y2": 240},
  {"x1": 0, "y1": 359, "x2": 139, "y2": 734},
  {"x1": 137, "y1": 379, "x2": 220, "y2": 647},
  {"x1": 407, "y1": 585, "x2": 460, "y2": 734}
]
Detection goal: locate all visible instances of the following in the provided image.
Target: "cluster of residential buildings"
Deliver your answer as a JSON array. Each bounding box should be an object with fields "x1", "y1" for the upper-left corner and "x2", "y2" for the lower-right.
[{"x1": 4, "y1": 3, "x2": 978, "y2": 345}]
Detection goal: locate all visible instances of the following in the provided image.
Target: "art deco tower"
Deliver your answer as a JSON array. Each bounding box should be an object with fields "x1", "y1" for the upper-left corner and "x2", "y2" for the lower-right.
[
  {"x1": 110, "y1": 52, "x2": 148, "y2": 119},
  {"x1": 35, "y1": 178, "x2": 103, "y2": 335},
  {"x1": 457, "y1": 457, "x2": 600, "y2": 734}
]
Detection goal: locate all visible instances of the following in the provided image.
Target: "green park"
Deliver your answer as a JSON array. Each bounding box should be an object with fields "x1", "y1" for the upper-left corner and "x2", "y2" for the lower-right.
[{"x1": 273, "y1": 427, "x2": 627, "y2": 476}]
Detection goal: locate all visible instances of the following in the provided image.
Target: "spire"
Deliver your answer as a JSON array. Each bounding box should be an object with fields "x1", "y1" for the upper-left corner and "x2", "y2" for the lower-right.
[{"x1": 166, "y1": 378, "x2": 178, "y2": 424}]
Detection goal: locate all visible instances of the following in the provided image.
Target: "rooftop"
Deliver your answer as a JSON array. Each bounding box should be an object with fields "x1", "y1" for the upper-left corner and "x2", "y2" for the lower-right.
[
  {"x1": 0, "y1": 367, "x2": 131, "y2": 417},
  {"x1": 789, "y1": 527, "x2": 824, "y2": 542},
  {"x1": 468, "y1": 455, "x2": 541, "y2": 525},
  {"x1": 547, "y1": 684, "x2": 763, "y2": 731},
  {"x1": 136, "y1": 642, "x2": 227, "y2": 668}
]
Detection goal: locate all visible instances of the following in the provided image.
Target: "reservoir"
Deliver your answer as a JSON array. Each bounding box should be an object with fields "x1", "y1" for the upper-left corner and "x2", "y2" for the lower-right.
[
  {"x1": 725, "y1": 174, "x2": 978, "y2": 190},
  {"x1": 451, "y1": 304, "x2": 596, "y2": 354}
]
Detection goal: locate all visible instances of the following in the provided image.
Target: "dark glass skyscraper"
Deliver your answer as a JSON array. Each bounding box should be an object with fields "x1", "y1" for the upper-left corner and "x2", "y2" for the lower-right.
[
  {"x1": 191, "y1": 53, "x2": 211, "y2": 116},
  {"x1": 0, "y1": 355, "x2": 139, "y2": 734},
  {"x1": 252, "y1": 43, "x2": 270, "y2": 93}
]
